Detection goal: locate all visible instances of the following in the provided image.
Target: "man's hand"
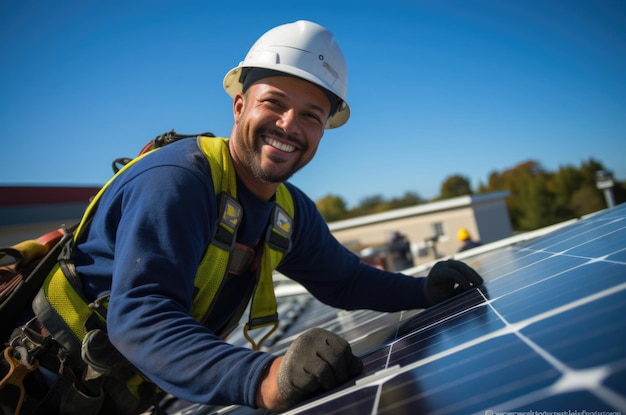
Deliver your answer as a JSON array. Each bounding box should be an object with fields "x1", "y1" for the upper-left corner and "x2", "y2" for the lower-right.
[
  {"x1": 424, "y1": 259, "x2": 483, "y2": 306},
  {"x1": 257, "y1": 328, "x2": 363, "y2": 411}
]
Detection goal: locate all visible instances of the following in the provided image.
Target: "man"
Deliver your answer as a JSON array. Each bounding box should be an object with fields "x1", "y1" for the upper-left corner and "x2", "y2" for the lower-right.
[
  {"x1": 457, "y1": 227, "x2": 483, "y2": 252},
  {"x1": 23, "y1": 20, "x2": 483, "y2": 414},
  {"x1": 387, "y1": 231, "x2": 415, "y2": 271}
]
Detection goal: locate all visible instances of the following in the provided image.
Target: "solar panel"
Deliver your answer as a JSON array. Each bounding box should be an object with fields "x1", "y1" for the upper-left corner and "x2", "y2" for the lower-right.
[{"x1": 163, "y1": 204, "x2": 626, "y2": 414}]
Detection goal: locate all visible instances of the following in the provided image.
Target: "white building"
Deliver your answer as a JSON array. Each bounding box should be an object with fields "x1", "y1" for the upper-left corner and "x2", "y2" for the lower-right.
[{"x1": 328, "y1": 191, "x2": 512, "y2": 266}]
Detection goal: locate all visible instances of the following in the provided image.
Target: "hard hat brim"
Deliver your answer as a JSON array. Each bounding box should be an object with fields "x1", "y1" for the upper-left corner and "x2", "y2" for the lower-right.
[{"x1": 223, "y1": 66, "x2": 350, "y2": 129}]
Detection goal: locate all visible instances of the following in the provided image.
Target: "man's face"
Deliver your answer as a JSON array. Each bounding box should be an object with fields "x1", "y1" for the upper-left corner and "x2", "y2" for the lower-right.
[{"x1": 230, "y1": 76, "x2": 330, "y2": 186}]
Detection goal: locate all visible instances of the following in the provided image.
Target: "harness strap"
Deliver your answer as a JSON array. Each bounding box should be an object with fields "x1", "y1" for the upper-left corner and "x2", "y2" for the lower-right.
[
  {"x1": 195, "y1": 137, "x2": 294, "y2": 349},
  {"x1": 33, "y1": 264, "x2": 96, "y2": 367},
  {"x1": 247, "y1": 185, "x2": 294, "y2": 331},
  {"x1": 229, "y1": 245, "x2": 256, "y2": 276},
  {"x1": 75, "y1": 151, "x2": 156, "y2": 241},
  {"x1": 266, "y1": 203, "x2": 293, "y2": 253},
  {"x1": 32, "y1": 147, "x2": 161, "y2": 365},
  {"x1": 211, "y1": 194, "x2": 242, "y2": 251},
  {"x1": 30, "y1": 136, "x2": 296, "y2": 408}
]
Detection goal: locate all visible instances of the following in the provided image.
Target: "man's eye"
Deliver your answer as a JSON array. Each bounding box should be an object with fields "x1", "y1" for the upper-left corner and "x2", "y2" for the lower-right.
[
  {"x1": 265, "y1": 99, "x2": 283, "y2": 108},
  {"x1": 305, "y1": 112, "x2": 323, "y2": 124}
]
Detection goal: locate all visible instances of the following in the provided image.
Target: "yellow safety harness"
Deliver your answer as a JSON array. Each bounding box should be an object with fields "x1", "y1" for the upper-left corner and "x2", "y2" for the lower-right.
[
  {"x1": 194, "y1": 136, "x2": 294, "y2": 348},
  {"x1": 26, "y1": 136, "x2": 293, "y2": 411}
]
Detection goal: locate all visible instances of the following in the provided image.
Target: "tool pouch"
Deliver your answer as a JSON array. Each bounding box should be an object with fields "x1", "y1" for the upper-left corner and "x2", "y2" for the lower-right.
[
  {"x1": 54, "y1": 376, "x2": 105, "y2": 415},
  {"x1": 81, "y1": 328, "x2": 127, "y2": 378}
]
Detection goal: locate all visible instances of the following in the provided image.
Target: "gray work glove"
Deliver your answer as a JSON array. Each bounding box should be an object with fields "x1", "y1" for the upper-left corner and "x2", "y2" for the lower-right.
[
  {"x1": 424, "y1": 259, "x2": 483, "y2": 306},
  {"x1": 278, "y1": 328, "x2": 363, "y2": 407}
]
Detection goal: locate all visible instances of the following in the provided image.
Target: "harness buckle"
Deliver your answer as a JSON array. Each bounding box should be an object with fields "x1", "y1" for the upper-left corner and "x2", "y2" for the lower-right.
[
  {"x1": 265, "y1": 205, "x2": 293, "y2": 253},
  {"x1": 212, "y1": 194, "x2": 243, "y2": 251},
  {"x1": 9, "y1": 318, "x2": 50, "y2": 365}
]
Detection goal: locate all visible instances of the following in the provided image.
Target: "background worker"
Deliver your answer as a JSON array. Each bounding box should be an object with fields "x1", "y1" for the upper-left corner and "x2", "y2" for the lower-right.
[
  {"x1": 457, "y1": 227, "x2": 483, "y2": 252},
  {"x1": 22, "y1": 20, "x2": 483, "y2": 414},
  {"x1": 387, "y1": 231, "x2": 415, "y2": 271}
]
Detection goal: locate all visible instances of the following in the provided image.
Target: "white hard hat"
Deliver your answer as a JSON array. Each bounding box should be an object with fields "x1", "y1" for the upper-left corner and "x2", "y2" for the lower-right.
[{"x1": 223, "y1": 20, "x2": 350, "y2": 129}]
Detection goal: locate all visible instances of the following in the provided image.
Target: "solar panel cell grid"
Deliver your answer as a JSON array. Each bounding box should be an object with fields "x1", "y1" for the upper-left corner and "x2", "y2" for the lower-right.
[{"x1": 166, "y1": 204, "x2": 626, "y2": 414}]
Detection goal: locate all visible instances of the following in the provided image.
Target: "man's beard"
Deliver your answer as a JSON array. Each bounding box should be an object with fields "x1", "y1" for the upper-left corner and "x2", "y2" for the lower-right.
[{"x1": 240, "y1": 128, "x2": 306, "y2": 184}]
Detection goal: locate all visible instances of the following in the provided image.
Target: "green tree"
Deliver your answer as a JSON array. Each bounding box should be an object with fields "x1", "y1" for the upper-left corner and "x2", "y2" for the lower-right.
[
  {"x1": 476, "y1": 180, "x2": 489, "y2": 194},
  {"x1": 358, "y1": 195, "x2": 386, "y2": 210},
  {"x1": 347, "y1": 194, "x2": 387, "y2": 217},
  {"x1": 483, "y1": 160, "x2": 548, "y2": 230},
  {"x1": 547, "y1": 165, "x2": 582, "y2": 219},
  {"x1": 316, "y1": 194, "x2": 348, "y2": 222},
  {"x1": 316, "y1": 157, "x2": 624, "y2": 232},
  {"x1": 577, "y1": 158, "x2": 626, "y2": 210},
  {"x1": 440, "y1": 174, "x2": 472, "y2": 199},
  {"x1": 611, "y1": 180, "x2": 626, "y2": 208},
  {"x1": 515, "y1": 170, "x2": 556, "y2": 231},
  {"x1": 548, "y1": 158, "x2": 626, "y2": 218},
  {"x1": 579, "y1": 158, "x2": 606, "y2": 188},
  {"x1": 385, "y1": 192, "x2": 423, "y2": 210},
  {"x1": 569, "y1": 186, "x2": 605, "y2": 216}
]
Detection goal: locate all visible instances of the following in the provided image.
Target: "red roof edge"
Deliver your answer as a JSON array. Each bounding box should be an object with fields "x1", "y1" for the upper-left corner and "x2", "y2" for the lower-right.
[{"x1": 0, "y1": 186, "x2": 102, "y2": 206}]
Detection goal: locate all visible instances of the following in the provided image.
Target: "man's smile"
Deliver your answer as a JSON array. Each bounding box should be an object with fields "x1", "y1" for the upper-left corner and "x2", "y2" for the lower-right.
[{"x1": 263, "y1": 136, "x2": 297, "y2": 153}]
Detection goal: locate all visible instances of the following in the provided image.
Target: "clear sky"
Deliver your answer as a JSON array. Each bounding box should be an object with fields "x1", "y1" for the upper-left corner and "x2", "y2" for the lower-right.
[{"x1": 2, "y1": 0, "x2": 625, "y2": 208}]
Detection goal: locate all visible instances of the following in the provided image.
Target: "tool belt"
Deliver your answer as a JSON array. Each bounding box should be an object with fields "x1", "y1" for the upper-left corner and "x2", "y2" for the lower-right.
[{"x1": 1, "y1": 316, "x2": 163, "y2": 415}]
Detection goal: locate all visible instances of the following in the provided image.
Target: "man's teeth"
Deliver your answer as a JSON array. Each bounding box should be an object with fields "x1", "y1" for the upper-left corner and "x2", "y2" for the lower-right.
[{"x1": 265, "y1": 137, "x2": 296, "y2": 153}]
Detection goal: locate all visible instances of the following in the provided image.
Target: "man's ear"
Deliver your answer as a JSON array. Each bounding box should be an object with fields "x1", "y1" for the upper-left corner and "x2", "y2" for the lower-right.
[{"x1": 233, "y1": 93, "x2": 245, "y2": 123}]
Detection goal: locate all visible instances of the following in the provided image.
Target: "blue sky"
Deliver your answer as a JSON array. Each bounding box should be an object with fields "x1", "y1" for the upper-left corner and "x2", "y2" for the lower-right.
[{"x1": 2, "y1": 0, "x2": 625, "y2": 208}]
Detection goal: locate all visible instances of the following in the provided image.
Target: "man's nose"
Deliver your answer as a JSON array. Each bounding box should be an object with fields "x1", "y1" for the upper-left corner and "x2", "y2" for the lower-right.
[{"x1": 277, "y1": 109, "x2": 301, "y2": 135}]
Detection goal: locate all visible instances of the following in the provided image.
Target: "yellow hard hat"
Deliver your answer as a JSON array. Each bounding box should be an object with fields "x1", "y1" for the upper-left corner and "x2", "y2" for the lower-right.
[{"x1": 457, "y1": 228, "x2": 471, "y2": 242}]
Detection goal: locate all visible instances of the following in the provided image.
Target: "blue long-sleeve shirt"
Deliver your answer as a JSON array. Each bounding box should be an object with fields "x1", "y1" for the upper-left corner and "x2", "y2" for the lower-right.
[{"x1": 72, "y1": 137, "x2": 427, "y2": 407}]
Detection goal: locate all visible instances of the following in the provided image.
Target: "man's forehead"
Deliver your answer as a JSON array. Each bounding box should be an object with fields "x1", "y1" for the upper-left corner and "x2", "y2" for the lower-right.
[
  {"x1": 243, "y1": 67, "x2": 336, "y2": 112},
  {"x1": 248, "y1": 77, "x2": 331, "y2": 112}
]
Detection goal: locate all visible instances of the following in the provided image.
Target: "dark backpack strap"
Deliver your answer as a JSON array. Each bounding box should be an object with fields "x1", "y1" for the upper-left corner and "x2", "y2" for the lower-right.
[
  {"x1": 153, "y1": 129, "x2": 215, "y2": 148},
  {"x1": 112, "y1": 130, "x2": 216, "y2": 173},
  {"x1": 57, "y1": 239, "x2": 82, "y2": 299}
]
